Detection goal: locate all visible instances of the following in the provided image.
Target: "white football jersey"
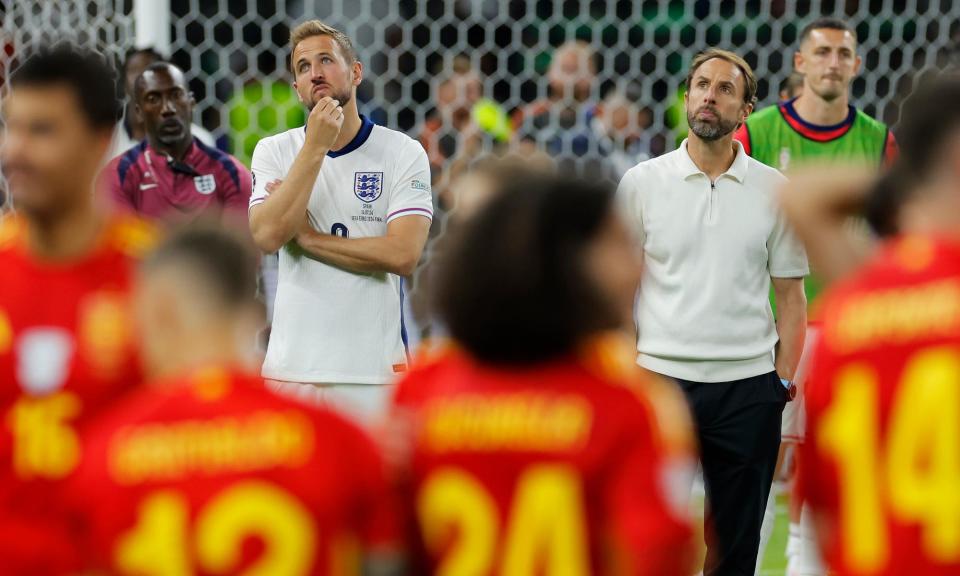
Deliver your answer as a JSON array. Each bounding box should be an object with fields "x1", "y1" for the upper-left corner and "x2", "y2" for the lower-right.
[{"x1": 249, "y1": 116, "x2": 433, "y2": 384}]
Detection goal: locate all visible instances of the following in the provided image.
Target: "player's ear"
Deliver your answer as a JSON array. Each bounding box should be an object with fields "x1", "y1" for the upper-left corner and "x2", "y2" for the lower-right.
[
  {"x1": 853, "y1": 54, "x2": 863, "y2": 76},
  {"x1": 133, "y1": 103, "x2": 144, "y2": 125},
  {"x1": 793, "y1": 50, "x2": 804, "y2": 74},
  {"x1": 352, "y1": 60, "x2": 363, "y2": 87}
]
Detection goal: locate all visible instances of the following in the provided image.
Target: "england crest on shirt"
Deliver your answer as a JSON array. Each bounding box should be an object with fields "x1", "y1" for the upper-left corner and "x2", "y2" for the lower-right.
[
  {"x1": 354, "y1": 172, "x2": 383, "y2": 202},
  {"x1": 194, "y1": 174, "x2": 217, "y2": 195}
]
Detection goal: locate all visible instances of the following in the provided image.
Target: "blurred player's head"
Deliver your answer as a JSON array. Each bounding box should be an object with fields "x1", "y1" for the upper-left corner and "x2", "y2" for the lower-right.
[
  {"x1": 135, "y1": 225, "x2": 259, "y2": 379},
  {"x1": 868, "y1": 74, "x2": 960, "y2": 236},
  {"x1": 547, "y1": 40, "x2": 596, "y2": 103},
  {"x1": 596, "y1": 84, "x2": 652, "y2": 147},
  {"x1": 779, "y1": 71, "x2": 805, "y2": 100},
  {"x1": 133, "y1": 62, "x2": 195, "y2": 152},
  {"x1": 2, "y1": 44, "x2": 118, "y2": 220},
  {"x1": 289, "y1": 20, "x2": 362, "y2": 111},
  {"x1": 437, "y1": 173, "x2": 641, "y2": 365},
  {"x1": 122, "y1": 47, "x2": 164, "y2": 100},
  {"x1": 447, "y1": 154, "x2": 554, "y2": 224},
  {"x1": 435, "y1": 56, "x2": 482, "y2": 128},
  {"x1": 795, "y1": 18, "x2": 861, "y2": 103},
  {"x1": 684, "y1": 48, "x2": 756, "y2": 141}
]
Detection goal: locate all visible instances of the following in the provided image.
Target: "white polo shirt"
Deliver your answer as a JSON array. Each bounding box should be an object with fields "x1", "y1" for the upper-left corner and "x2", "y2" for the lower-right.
[{"x1": 618, "y1": 138, "x2": 808, "y2": 383}]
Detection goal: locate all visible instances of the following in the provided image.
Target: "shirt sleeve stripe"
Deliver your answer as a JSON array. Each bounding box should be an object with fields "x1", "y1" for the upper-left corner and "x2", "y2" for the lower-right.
[{"x1": 387, "y1": 207, "x2": 433, "y2": 221}]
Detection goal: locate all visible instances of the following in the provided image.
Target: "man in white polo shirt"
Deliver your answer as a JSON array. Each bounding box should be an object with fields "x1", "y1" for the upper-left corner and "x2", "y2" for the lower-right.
[
  {"x1": 619, "y1": 48, "x2": 808, "y2": 576},
  {"x1": 248, "y1": 20, "x2": 433, "y2": 425}
]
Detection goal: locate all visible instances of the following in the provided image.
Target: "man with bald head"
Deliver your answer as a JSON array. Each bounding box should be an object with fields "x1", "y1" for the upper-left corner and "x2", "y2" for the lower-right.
[{"x1": 100, "y1": 62, "x2": 251, "y2": 225}]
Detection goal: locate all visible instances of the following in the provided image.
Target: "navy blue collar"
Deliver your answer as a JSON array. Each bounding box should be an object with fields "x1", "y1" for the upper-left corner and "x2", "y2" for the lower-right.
[
  {"x1": 304, "y1": 114, "x2": 375, "y2": 158},
  {"x1": 781, "y1": 97, "x2": 856, "y2": 132}
]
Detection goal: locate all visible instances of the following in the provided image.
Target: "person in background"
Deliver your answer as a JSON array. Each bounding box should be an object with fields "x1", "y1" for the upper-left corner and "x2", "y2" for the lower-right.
[
  {"x1": 391, "y1": 172, "x2": 696, "y2": 576},
  {"x1": 419, "y1": 55, "x2": 512, "y2": 212},
  {"x1": 734, "y1": 19, "x2": 898, "y2": 575},
  {"x1": 100, "y1": 62, "x2": 252, "y2": 227},
  {"x1": 779, "y1": 71, "x2": 805, "y2": 101},
  {"x1": 248, "y1": 20, "x2": 433, "y2": 426},
  {"x1": 513, "y1": 40, "x2": 603, "y2": 176},
  {"x1": 619, "y1": 48, "x2": 808, "y2": 576},
  {"x1": 785, "y1": 75, "x2": 960, "y2": 576},
  {"x1": 591, "y1": 83, "x2": 655, "y2": 179},
  {"x1": 0, "y1": 44, "x2": 157, "y2": 574},
  {"x1": 108, "y1": 47, "x2": 214, "y2": 159},
  {"x1": 50, "y1": 227, "x2": 404, "y2": 576}
]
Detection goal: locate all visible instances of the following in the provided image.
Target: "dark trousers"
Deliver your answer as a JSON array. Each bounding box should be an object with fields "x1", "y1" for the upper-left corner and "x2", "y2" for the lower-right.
[{"x1": 668, "y1": 371, "x2": 787, "y2": 576}]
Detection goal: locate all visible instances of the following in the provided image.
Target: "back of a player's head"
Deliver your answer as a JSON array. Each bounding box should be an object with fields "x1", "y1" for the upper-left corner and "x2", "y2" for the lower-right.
[
  {"x1": 865, "y1": 74, "x2": 960, "y2": 235},
  {"x1": 686, "y1": 47, "x2": 758, "y2": 105},
  {"x1": 799, "y1": 17, "x2": 857, "y2": 47},
  {"x1": 895, "y1": 74, "x2": 960, "y2": 183},
  {"x1": 436, "y1": 173, "x2": 621, "y2": 365},
  {"x1": 123, "y1": 47, "x2": 164, "y2": 75},
  {"x1": 142, "y1": 225, "x2": 257, "y2": 314},
  {"x1": 137, "y1": 225, "x2": 259, "y2": 378},
  {"x1": 780, "y1": 71, "x2": 805, "y2": 100},
  {"x1": 10, "y1": 43, "x2": 119, "y2": 132},
  {"x1": 289, "y1": 19, "x2": 357, "y2": 70}
]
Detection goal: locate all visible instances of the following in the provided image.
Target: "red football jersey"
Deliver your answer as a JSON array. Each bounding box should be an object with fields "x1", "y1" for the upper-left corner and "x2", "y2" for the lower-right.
[
  {"x1": 391, "y1": 336, "x2": 696, "y2": 576},
  {"x1": 59, "y1": 366, "x2": 398, "y2": 575},
  {"x1": 802, "y1": 235, "x2": 960, "y2": 575},
  {"x1": 0, "y1": 214, "x2": 155, "y2": 572}
]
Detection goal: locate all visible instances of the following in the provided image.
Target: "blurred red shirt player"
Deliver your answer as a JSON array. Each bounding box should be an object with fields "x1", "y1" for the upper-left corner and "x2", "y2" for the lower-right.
[
  {"x1": 0, "y1": 45, "x2": 157, "y2": 573},
  {"x1": 797, "y1": 77, "x2": 960, "y2": 575},
  {"x1": 391, "y1": 171, "x2": 696, "y2": 575},
  {"x1": 57, "y1": 228, "x2": 402, "y2": 575}
]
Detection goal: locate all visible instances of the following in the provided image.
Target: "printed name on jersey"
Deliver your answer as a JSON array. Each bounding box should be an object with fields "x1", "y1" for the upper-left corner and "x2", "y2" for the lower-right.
[
  {"x1": 354, "y1": 172, "x2": 383, "y2": 202},
  {"x1": 194, "y1": 174, "x2": 217, "y2": 195}
]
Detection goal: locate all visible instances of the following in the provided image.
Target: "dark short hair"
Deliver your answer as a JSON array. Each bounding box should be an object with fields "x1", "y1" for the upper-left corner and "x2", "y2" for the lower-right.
[
  {"x1": 123, "y1": 47, "x2": 165, "y2": 74},
  {"x1": 10, "y1": 43, "x2": 119, "y2": 130},
  {"x1": 144, "y1": 225, "x2": 257, "y2": 309},
  {"x1": 799, "y1": 17, "x2": 857, "y2": 46},
  {"x1": 133, "y1": 61, "x2": 186, "y2": 101},
  {"x1": 436, "y1": 173, "x2": 620, "y2": 365},
  {"x1": 865, "y1": 74, "x2": 960, "y2": 235},
  {"x1": 780, "y1": 71, "x2": 805, "y2": 99},
  {"x1": 895, "y1": 74, "x2": 960, "y2": 183},
  {"x1": 686, "y1": 47, "x2": 758, "y2": 105}
]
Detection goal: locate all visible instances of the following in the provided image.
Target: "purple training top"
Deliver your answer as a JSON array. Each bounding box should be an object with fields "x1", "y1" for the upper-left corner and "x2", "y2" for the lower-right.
[{"x1": 101, "y1": 138, "x2": 252, "y2": 224}]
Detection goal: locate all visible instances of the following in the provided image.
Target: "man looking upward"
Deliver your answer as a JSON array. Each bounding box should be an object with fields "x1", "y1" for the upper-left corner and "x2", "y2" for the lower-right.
[{"x1": 248, "y1": 20, "x2": 433, "y2": 424}]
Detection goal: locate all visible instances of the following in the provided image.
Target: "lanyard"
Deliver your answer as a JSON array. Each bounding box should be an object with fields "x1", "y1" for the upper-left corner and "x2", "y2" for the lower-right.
[{"x1": 144, "y1": 148, "x2": 200, "y2": 178}]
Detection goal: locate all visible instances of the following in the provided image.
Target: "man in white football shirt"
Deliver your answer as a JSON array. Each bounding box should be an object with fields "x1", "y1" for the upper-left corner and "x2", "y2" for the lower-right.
[{"x1": 249, "y1": 20, "x2": 433, "y2": 424}]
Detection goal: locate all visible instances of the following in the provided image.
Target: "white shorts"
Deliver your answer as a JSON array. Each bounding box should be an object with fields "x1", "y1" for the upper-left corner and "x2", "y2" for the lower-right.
[
  {"x1": 266, "y1": 379, "x2": 393, "y2": 429},
  {"x1": 782, "y1": 326, "x2": 820, "y2": 443}
]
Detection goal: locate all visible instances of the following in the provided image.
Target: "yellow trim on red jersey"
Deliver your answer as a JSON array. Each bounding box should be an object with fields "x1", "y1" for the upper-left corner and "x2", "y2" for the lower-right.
[
  {"x1": 0, "y1": 214, "x2": 25, "y2": 251},
  {"x1": 106, "y1": 215, "x2": 160, "y2": 259},
  {"x1": 578, "y1": 333, "x2": 696, "y2": 456}
]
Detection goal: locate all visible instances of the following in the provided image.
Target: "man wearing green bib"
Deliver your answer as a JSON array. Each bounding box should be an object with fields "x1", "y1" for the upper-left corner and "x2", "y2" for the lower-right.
[{"x1": 734, "y1": 17, "x2": 898, "y2": 576}]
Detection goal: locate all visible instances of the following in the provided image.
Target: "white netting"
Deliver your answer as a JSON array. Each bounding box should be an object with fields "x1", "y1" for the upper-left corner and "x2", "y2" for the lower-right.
[
  {"x1": 4, "y1": 1, "x2": 958, "y2": 171},
  {"x1": 2, "y1": 0, "x2": 958, "y2": 332}
]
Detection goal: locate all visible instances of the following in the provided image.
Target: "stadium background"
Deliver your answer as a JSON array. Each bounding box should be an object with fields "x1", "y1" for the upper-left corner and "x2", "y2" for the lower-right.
[{"x1": 1, "y1": 1, "x2": 959, "y2": 573}]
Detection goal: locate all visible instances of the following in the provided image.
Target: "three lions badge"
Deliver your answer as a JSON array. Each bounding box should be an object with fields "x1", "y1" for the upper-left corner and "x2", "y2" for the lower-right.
[
  {"x1": 354, "y1": 172, "x2": 383, "y2": 202},
  {"x1": 194, "y1": 174, "x2": 217, "y2": 195}
]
